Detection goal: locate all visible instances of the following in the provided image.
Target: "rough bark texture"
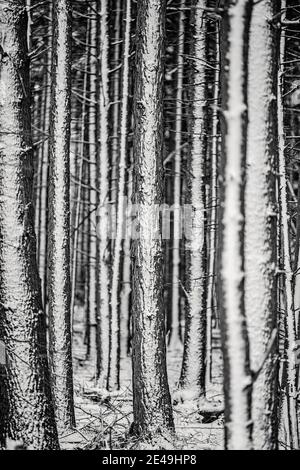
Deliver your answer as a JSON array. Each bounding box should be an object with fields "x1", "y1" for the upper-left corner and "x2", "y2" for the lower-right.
[
  {"x1": 178, "y1": 0, "x2": 208, "y2": 400},
  {"x1": 245, "y1": 0, "x2": 279, "y2": 449},
  {"x1": 132, "y1": 0, "x2": 174, "y2": 438},
  {"x1": 0, "y1": 0, "x2": 59, "y2": 449},
  {"x1": 48, "y1": 0, "x2": 75, "y2": 433},
  {"x1": 219, "y1": 0, "x2": 253, "y2": 450}
]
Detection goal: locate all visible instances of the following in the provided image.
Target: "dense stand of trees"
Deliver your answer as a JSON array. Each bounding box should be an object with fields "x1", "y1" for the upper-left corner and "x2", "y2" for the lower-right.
[{"x1": 1, "y1": 0, "x2": 300, "y2": 451}]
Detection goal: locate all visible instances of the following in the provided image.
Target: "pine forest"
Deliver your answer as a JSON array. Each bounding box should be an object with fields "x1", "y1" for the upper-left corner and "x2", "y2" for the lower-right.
[{"x1": 0, "y1": 0, "x2": 300, "y2": 452}]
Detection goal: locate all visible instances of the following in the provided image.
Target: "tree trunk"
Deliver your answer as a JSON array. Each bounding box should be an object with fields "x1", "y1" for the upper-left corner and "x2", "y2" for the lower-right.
[
  {"x1": 132, "y1": 0, "x2": 174, "y2": 438},
  {"x1": 96, "y1": 0, "x2": 111, "y2": 389},
  {"x1": 277, "y1": 0, "x2": 300, "y2": 449},
  {"x1": 87, "y1": 0, "x2": 98, "y2": 365},
  {"x1": 244, "y1": 0, "x2": 279, "y2": 449},
  {"x1": 70, "y1": 19, "x2": 90, "y2": 325},
  {"x1": 109, "y1": 0, "x2": 132, "y2": 391},
  {"x1": 120, "y1": 167, "x2": 132, "y2": 361},
  {"x1": 0, "y1": 0, "x2": 59, "y2": 449},
  {"x1": 218, "y1": 0, "x2": 253, "y2": 450},
  {"x1": 178, "y1": 0, "x2": 208, "y2": 401},
  {"x1": 26, "y1": 0, "x2": 31, "y2": 52},
  {"x1": 170, "y1": 0, "x2": 185, "y2": 351},
  {"x1": 48, "y1": 0, "x2": 75, "y2": 433},
  {"x1": 36, "y1": 2, "x2": 52, "y2": 309},
  {"x1": 111, "y1": 0, "x2": 122, "y2": 210},
  {"x1": 206, "y1": 22, "x2": 220, "y2": 386}
]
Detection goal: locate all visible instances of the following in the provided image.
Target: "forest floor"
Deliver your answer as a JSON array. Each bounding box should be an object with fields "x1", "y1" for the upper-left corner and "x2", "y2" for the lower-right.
[{"x1": 60, "y1": 307, "x2": 224, "y2": 450}]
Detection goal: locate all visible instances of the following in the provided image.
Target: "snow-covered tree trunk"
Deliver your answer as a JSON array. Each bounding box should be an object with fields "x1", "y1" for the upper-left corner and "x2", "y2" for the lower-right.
[
  {"x1": 132, "y1": 0, "x2": 174, "y2": 438},
  {"x1": 219, "y1": 0, "x2": 253, "y2": 450},
  {"x1": 36, "y1": 76, "x2": 49, "y2": 306},
  {"x1": 244, "y1": 0, "x2": 279, "y2": 449},
  {"x1": 170, "y1": 0, "x2": 185, "y2": 351},
  {"x1": 70, "y1": 21, "x2": 90, "y2": 325},
  {"x1": 36, "y1": 2, "x2": 52, "y2": 309},
  {"x1": 109, "y1": 0, "x2": 132, "y2": 391},
  {"x1": 206, "y1": 22, "x2": 220, "y2": 385},
  {"x1": 0, "y1": 0, "x2": 59, "y2": 449},
  {"x1": 277, "y1": 0, "x2": 299, "y2": 449},
  {"x1": 120, "y1": 167, "x2": 132, "y2": 361},
  {"x1": 48, "y1": 0, "x2": 75, "y2": 433},
  {"x1": 87, "y1": 1, "x2": 98, "y2": 363},
  {"x1": 26, "y1": 0, "x2": 31, "y2": 52},
  {"x1": 111, "y1": 0, "x2": 122, "y2": 210},
  {"x1": 96, "y1": 0, "x2": 111, "y2": 388},
  {"x1": 177, "y1": 0, "x2": 208, "y2": 401}
]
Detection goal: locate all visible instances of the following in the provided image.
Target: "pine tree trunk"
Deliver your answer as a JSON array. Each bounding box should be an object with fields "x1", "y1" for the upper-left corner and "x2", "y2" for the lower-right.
[
  {"x1": 178, "y1": 0, "x2": 208, "y2": 401},
  {"x1": 0, "y1": 0, "x2": 59, "y2": 449},
  {"x1": 48, "y1": 0, "x2": 75, "y2": 433},
  {"x1": 70, "y1": 20, "x2": 90, "y2": 325},
  {"x1": 84, "y1": 12, "x2": 93, "y2": 359},
  {"x1": 206, "y1": 22, "x2": 220, "y2": 385},
  {"x1": 96, "y1": 0, "x2": 111, "y2": 389},
  {"x1": 36, "y1": 3, "x2": 52, "y2": 309},
  {"x1": 26, "y1": 0, "x2": 31, "y2": 52},
  {"x1": 218, "y1": 0, "x2": 253, "y2": 450},
  {"x1": 88, "y1": 1, "x2": 98, "y2": 365},
  {"x1": 111, "y1": 0, "x2": 122, "y2": 210},
  {"x1": 170, "y1": 0, "x2": 185, "y2": 351},
  {"x1": 120, "y1": 167, "x2": 132, "y2": 361},
  {"x1": 109, "y1": 0, "x2": 132, "y2": 391},
  {"x1": 132, "y1": 0, "x2": 174, "y2": 438},
  {"x1": 245, "y1": 0, "x2": 279, "y2": 449},
  {"x1": 277, "y1": 0, "x2": 300, "y2": 449}
]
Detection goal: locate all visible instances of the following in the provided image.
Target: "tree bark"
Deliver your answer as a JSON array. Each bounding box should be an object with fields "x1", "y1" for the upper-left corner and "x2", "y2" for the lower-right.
[
  {"x1": 178, "y1": 0, "x2": 208, "y2": 401},
  {"x1": 245, "y1": 0, "x2": 279, "y2": 449},
  {"x1": 36, "y1": 2, "x2": 52, "y2": 310},
  {"x1": 96, "y1": 0, "x2": 111, "y2": 389},
  {"x1": 48, "y1": 0, "x2": 75, "y2": 433},
  {"x1": 206, "y1": 22, "x2": 220, "y2": 386},
  {"x1": 109, "y1": 0, "x2": 132, "y2": 391},
  {"x1": 0, "y1": 0, "x2": 59, "y2": 449},
  {"x1": 120, "y1": 167, "x2": 132, "y2": 361},
  {"x1": 110, "y1": 0, "x2": 122, "y2": 210},
  {"x1": 218, "y1": 0, "x2": 253, "y2": 450},
  {"x1": 277, "y1": 0, "x2": 300, "y2": 449},
  {"x1": 87, "y1": 0, "x2": 98, "y2": 364},
  {"x1": 132, "y1": 0, "x2": 174, "y2": 438},
  {"x1": 170, "y1": 0, "x2": 185, "y2": 351},
  {"x1": 70, "y1": 19, "x2": 90, "y2": 326}
]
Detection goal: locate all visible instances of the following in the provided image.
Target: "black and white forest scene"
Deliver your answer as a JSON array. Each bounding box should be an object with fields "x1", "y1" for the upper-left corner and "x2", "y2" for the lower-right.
[{"x1": 0, "y1": 0, "x2": 300, "y2": 453}]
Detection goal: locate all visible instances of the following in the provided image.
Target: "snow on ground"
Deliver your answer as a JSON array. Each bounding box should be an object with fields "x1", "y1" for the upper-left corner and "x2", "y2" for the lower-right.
[{"x1": 60, "y1": 307, "x2": 224, "y2": 450}]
